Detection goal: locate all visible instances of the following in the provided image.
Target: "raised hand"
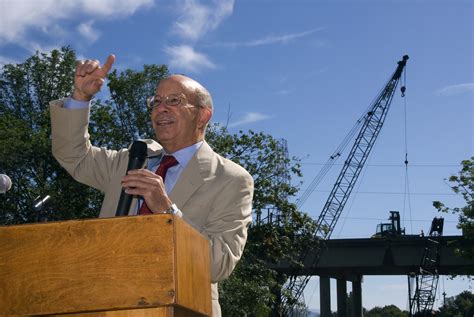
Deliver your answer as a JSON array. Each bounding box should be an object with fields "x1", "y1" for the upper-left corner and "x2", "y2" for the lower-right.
[{"x1": 72, "y1": 54, "x2": 115, "y2": 101}]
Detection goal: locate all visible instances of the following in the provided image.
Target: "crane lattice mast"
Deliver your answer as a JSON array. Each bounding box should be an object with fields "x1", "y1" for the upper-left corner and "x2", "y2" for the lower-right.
[
  {"x1": 408, "y1": 218, "x2": 444, "y2": 316},
  {"x1": 281, "y1": 55, "x2": 409, "y2": 314}
]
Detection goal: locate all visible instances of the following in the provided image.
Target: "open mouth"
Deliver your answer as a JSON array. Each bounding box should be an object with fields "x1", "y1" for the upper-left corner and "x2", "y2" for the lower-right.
[{"x1": 156, "y1": 119, "x2": 175, "y2": 126}]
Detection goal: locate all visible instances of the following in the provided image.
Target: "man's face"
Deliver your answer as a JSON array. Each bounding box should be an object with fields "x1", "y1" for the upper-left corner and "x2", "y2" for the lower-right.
[{"x1": 150, "y1": 77, "x2": 209, "y2": 153}]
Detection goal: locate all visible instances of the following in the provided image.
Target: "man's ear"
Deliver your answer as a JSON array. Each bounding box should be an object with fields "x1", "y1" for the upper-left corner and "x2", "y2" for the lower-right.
[{"x1": 198, "y1": 107, "x2": 212, "y2": 129}]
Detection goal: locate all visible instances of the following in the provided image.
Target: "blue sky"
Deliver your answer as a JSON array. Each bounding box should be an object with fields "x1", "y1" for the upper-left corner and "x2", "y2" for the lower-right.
[{"x1": 1, "y1": 0, "x2": 472, "y2": 311}]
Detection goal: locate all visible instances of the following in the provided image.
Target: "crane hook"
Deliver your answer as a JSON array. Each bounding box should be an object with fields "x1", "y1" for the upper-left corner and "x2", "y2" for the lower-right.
[{"x1": 401, "y1": 86, "x2": 406, "y2": 97}]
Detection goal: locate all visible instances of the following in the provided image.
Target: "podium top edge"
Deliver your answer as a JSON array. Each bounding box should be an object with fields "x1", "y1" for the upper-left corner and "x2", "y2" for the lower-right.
[{"x1": 0, "y1": 214, "x2": 175, "y2": 230}]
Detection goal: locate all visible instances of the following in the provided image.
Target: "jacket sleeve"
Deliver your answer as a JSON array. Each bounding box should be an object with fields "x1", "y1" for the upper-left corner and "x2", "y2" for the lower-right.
[
  {"x1": 50, "y1": 99, "x2": 127, "y2": 192},
  {"x1": 203, "y1": 169, "x2": 254, "y2": 283}
]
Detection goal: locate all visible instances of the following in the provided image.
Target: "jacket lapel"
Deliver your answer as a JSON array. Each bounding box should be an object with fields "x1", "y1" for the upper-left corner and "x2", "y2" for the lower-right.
[{"x1": 169, "y1": 142, "x2": 214, "y2": 208}]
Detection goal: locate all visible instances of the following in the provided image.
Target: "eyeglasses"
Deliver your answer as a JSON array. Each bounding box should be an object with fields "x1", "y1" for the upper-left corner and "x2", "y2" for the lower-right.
[{"x1": 147, "y1": 93, "x2": 194, "y2": 109}]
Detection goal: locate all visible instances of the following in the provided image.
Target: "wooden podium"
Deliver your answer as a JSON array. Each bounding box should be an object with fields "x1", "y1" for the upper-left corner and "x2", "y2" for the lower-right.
[{"x1": 0, "y1": 215, "x2": 211, "y2": 317}]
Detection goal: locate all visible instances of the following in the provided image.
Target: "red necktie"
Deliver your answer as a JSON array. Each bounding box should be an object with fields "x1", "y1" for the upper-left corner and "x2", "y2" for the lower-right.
[{"x1": 139, "y1": 155, "x2": 178, "y2": 215}]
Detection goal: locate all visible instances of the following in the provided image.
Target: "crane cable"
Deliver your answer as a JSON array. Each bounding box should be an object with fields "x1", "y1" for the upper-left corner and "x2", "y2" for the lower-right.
[
  {"x1": 401, "y1": 66, "x2": 414, "y2": 234},
  {"x1": 296, "y1": 117, "x2": 363, "y2": 209},
  {"x1": 295, "y1": 83, "x2": 390, "y2": 211}
]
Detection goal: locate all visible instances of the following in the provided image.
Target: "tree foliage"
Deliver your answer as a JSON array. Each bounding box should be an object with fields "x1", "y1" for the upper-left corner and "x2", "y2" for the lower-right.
[
  {"x1": 437, "y1": 290, "x2": 474, "y2": 316},
  {"x1": 0, "y1": 47, "x2": 100, "y2": 223},
  {"x1": 0, "y1": 48, "x2": 317, "y2": 315},
  {"x1": 363, "y1": 305, "x2": 408, "y2": 317},
  {"x1": 433, "y1": 157, "x2": 474, "y2": 258}
]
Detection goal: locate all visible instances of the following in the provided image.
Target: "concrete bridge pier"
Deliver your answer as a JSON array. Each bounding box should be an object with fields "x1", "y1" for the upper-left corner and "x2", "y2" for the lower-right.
[
  {"x1": 352, "y1": 277, "x2": 363, "y2": 317},
  {"x1": 320, "y1": 276, "x2": 331, "y2": 317},
  {"x1": 337, "y1": 278, "x2": 348, "y2": 317},
  {"x1": 319, "y1": 275, "x2": 363, "y2": 317}
]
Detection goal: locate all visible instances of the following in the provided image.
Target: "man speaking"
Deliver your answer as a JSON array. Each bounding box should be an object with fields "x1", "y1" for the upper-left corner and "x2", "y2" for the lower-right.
[{"x1": 50, "y1": 54, "x2": 254, "y2": 316}]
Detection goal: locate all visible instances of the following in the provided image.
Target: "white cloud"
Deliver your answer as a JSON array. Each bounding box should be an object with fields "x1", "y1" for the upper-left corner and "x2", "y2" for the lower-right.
[
  {"x1": 165, "y1": 0, "x2": 233, "y2": 75},
  {"x1": 172, "y1": 0, "x2": 234, "y2": 41},
  {"x1": 229, "y1": 112, "x2": 272, "y2": 128},
  {"x1": 0, "y1": 0, "x2": 68, "y2": 44},
  {"x1": 210, "y1": 27, "x2": 326, "y2": 48},
  {"x1": 0, "y1": 0, "x2": 153, "y2": 46},
  {"x1": 246, "y1": 28, "x2": 325, "y2": 46},
  {"x1": 80, "y1": 0, "x2": 153, "y2": 16},
  {"x1": 77, "y1": 20, "x2": 100, "y2": 43},
  {"x1": 164, "y1": 45, "x2": 215, "y2": 73},
  {"x1": 435, "y1": 83, "x2": 474, "y2": 96}
]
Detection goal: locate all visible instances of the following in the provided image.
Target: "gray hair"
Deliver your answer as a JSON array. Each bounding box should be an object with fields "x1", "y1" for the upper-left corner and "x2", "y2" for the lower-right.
[{"x1": 194, "y1": 86, "x2": 213, "y2": 111}]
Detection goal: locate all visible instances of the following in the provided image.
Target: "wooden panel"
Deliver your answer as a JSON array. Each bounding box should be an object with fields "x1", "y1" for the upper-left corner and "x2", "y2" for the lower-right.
[
  {"x1": 0, "y1": 216, "x2": 176, "y2": 316},
  {"x1": 175, "y1": 306, "x2": 209, "y2": 317},
  {"x1": 51, "y1": 307, "x2": 173, "y2": 317},
  {"x1": 174, "y1": 217, "x2": 211, "y2": 316},
  {"x1": 50, "y1": 306, "x2": 204, "y2": 317}
]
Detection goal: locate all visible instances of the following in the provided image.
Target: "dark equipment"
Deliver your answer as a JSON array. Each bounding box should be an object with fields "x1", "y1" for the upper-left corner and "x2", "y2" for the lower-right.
[{"x1": 373, "y1": 211, "x2": 406, "y2": 238}]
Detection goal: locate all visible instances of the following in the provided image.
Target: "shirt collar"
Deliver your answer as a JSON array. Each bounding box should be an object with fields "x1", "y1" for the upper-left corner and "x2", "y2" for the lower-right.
[{"x1": 163, "y1": 141, "x2": 203, "y2": 168}]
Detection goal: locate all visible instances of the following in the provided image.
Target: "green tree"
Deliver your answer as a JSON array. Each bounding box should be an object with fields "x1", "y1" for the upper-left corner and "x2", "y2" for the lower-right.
[
  {"x1": 0, "y1": 47, "x2": 100, "y2": 223},
  {"x1": 437, "y1": 290, "x2": 474, "y2": 317},
  {"x1": 364, "y1": 305, "x2": 408, "y2": 317},
  {"x1": 433, "y1": 158, "x2": 474, "y2": 258}
]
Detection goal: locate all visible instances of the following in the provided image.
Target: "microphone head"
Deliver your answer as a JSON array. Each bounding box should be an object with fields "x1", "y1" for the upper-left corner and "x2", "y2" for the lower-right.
[
  {"x1": 129, "y1": 140, "x2": 148, "y2": 159},
  {"x1": 0, "y1": 174, "x2": 12, "y2": 193}
]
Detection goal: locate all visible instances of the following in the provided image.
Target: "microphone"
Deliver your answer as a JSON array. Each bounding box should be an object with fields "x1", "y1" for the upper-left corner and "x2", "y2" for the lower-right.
[
  {"x1": 115, "y1": 141, "x2": 148, "y2": 216},
  {"x1": 0, "y1": 174, "x2": 12, "y2": 193}
]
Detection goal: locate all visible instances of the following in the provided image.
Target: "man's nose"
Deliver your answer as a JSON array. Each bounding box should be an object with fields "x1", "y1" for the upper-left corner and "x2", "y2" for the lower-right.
[{"x1": 153, "y1": 103, "x2": 169, "y2": 113}]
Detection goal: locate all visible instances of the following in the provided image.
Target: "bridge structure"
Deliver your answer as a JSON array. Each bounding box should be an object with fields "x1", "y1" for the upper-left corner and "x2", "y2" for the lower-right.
[{"x1": 272, "y1": 235, "x2": 474, "y2": 316}]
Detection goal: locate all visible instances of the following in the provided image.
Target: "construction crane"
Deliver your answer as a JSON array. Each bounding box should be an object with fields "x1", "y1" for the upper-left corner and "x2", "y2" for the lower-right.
[
  {"x1": 281, "y1": 55, "x2": 409, "y2": 314},
  {"x1": 408, "y1": 217, "x2": 444, "y2": 316}
]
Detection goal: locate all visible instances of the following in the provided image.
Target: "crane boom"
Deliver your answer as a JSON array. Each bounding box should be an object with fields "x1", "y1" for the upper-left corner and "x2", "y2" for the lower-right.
[
  {"x1": 316, "y1": 55, "x2": 409, "y2": 240},
  {"x1": 281, "y1": 55, "x2": 409, "y2": 314}
]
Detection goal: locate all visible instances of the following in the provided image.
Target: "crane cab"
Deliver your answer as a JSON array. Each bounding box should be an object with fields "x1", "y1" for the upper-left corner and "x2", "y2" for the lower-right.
[{"x1": 373, "y1": 211, "x2": 405, "y2": 238}]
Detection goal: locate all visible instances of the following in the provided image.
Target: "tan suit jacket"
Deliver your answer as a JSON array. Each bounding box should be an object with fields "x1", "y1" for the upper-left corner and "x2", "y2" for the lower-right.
[{"x1": 50, "y1": 99, "x2": 254, "y2": 316}]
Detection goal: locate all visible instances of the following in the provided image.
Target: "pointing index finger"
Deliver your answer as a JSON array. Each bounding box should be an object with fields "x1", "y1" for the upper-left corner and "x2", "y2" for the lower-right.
[{"x1": 102, "y1": 54, "x2": 115, "y2": 75}]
